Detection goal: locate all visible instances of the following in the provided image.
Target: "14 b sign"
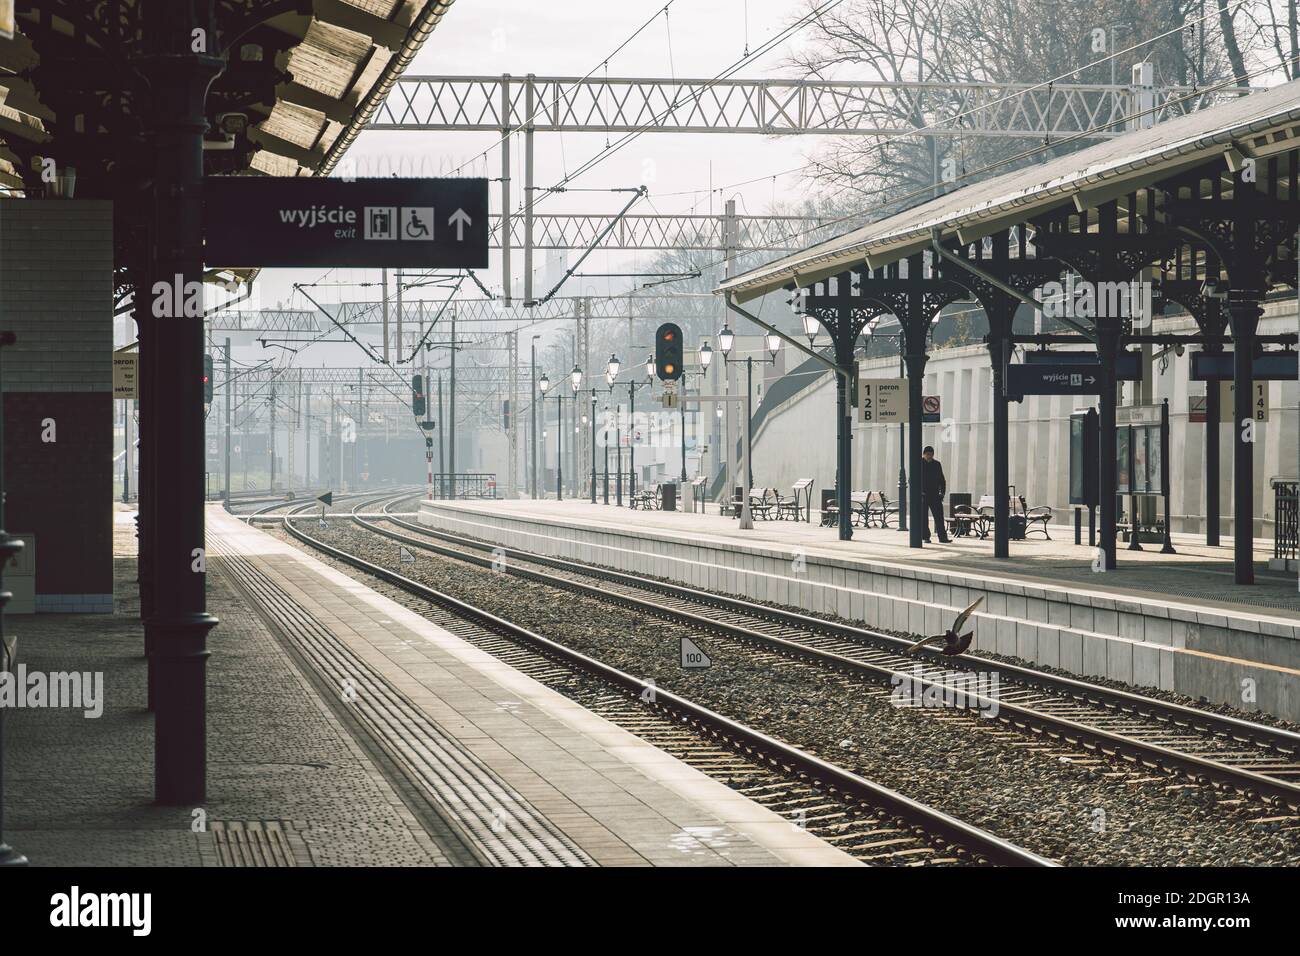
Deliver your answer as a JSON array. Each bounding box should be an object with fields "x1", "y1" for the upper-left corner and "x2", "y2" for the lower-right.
[
  {"x1": 860, "y1": 379, "x2": 908, "y2": 423},
  {"x1": 1220, "y1": 381, "x2": 1270, "y2": 422}
]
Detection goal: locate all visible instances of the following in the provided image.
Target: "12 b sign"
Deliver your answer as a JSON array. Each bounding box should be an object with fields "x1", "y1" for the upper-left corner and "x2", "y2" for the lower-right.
[{"x1": 860, "y1": 379, "x2": 908, "y2": 423}]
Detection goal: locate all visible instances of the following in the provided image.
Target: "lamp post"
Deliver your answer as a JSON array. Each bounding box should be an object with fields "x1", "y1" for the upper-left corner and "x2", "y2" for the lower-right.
[
  {"x1": 709, "y1": 326, "x2": 780, "y2": 492},
  {"x1": 607, "y1": 355, "x2": 624, "y2": 505},
  {"x1": 539, "y1": 372, "x2": 562, "y2": 501},
  {"x1": 530, "y1": 334, "x2": 541, "y2": 499},
  {"x1": 602, "y1": 401, "x2": 612, "y2": 504},
  {"x1": 570, "y1": 365, "x2": 582, "y2": 499},
  {"x1": 587, "y1": 387, "x2": 599, "y2": 504}
]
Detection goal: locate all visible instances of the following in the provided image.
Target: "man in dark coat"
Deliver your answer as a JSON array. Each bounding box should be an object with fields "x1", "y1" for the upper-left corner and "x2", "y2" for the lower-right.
[{"x1": 921, "y1": 445, "x2": 950, "y2": 543}]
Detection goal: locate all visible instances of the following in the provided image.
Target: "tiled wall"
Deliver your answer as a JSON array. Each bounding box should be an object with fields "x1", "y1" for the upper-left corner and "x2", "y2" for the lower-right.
[{"x1": 0, "y1": 200, "x2": 114, "y2": 611}]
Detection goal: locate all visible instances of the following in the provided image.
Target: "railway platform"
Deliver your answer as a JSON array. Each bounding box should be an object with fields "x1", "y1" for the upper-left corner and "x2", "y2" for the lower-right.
[
  {"x1": 418, "y1": 498, "x2": 1300, "y2": 723},
  {"x1": 2, "y1": 503, "x2": 857, "y2": 867}
]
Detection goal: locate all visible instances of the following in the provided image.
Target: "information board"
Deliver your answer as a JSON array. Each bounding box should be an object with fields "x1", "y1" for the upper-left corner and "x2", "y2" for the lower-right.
[{"x1": 859, "y1": 378, "x2": 908, "y2": 423}]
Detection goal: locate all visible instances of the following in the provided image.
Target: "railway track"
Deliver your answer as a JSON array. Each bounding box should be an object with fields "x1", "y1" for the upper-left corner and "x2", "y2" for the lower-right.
[
  {"x1": 357, "y1": 494, "x2": 1300, "y2": 814},
  {"x1": 236, "y1": 487, "x2": 421, "y2": 519},
  {"x1": 280, "y1": 496, "x2": 1055, "y2": 867}
]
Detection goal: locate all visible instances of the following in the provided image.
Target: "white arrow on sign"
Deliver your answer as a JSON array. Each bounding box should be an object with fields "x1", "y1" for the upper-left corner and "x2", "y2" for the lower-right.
[{"x1": 449, "y1": 208, "x2": 471, "y2": 240}]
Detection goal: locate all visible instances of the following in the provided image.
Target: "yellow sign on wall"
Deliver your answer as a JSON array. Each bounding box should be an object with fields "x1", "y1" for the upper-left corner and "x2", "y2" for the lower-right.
[
  {"x1": 1219, "y1": 380, "x2": 1269, "y2": 423},
  {"x1": 113, "y1": 353, "x2": 138, "y2": 399},
  {"x1": 859, "y1": 378, "x2": 908, "y2": 423}
]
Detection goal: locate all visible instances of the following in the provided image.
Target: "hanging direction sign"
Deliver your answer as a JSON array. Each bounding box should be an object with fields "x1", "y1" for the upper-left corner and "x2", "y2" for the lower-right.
[
  {"x1": 1190, "y1": 351, "x2": 1297, "y2": 381},
  {"x1": 203, "y1": 177, "x2": 489, "y2": 269},
  {"x1": 1007, "y1": 363, "x2": 1102, "y2": 401},
  {"x1": 1024, "y1": 350, "x2": 1141, "y2": 381}
]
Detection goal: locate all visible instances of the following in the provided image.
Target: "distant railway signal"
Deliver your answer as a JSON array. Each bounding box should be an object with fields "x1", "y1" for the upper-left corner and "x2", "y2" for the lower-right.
[
  {"x1": 411, "y1": 374, "x2": 426, "y2": 417},
  {"x1": 655, "y1": 322, "x2": 683, "y2": 382}
]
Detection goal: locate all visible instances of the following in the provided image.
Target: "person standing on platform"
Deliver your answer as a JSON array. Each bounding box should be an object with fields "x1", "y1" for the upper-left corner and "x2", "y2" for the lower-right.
[{"x1": 921, "y1": 446, "x2": 950, "y2": 543}]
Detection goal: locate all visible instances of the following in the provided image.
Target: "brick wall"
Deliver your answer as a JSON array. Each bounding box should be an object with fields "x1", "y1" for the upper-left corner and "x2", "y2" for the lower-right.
[{"x1": 0, "y1": 199, "x2": 114, "y2": 611}]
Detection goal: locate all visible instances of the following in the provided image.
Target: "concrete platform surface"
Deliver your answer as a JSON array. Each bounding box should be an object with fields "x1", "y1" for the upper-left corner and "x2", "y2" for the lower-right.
[
  {"x1": 206, "y1": 506, "x2": 858, "y2": 867},
  {"x1": 4, "y1": 504, "x2": 857, "y2": 866},
  {"x1": 419, "y1": 499, "x2": 1300, "y2": 723},
  {"x1": 6, "y1": 504, "x2": 450, "y2": 867}
]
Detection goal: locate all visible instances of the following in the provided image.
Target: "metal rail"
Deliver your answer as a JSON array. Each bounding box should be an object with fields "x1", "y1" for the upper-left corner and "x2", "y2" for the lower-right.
[
  {"x1": 279, "y1": 495, "x2": 1053, "y2": 867},
  {"x1": 378, "y1": 501, "x2": 1300, "y2": 811}
]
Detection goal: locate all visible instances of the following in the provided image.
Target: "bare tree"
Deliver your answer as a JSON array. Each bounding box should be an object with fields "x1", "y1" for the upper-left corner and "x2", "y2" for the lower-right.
[{"x1": 788, "y1": 0, "x2": 1248, "y2": 213}]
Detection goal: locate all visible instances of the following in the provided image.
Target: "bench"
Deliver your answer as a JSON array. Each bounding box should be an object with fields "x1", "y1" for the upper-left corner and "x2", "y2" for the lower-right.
[
  {"x1": 820, "y1": 490, "x2": 861, "y2": 526},
  {"x1": 1018, "y1": 495, "x2": 1052, "y2": 539},
  {"x1": 775, "y1": 478, "x2": 815, "y2": 522},
  {"x1": 731, "y1": 487, "x2": 776, "y2": 520},
  {"x1": 972, "y1": 494, "x2": 1052, "y2": 539},
  {"x1": 631, "y1": 483, "x2": 660, "y2": 510},
  {"x1": 948, "y1": 504, "x2": 987, "y2": 538},
  {"x1": 865, "y1": 491, "x2": 898, "y2": 529}
]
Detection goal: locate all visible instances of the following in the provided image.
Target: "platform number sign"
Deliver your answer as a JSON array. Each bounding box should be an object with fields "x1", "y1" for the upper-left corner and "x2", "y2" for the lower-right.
[
  {"x1": 1219, "y1": 381, "x2": 1269, "y2": 422},
  {"x1": 859, "y1": 378, "x2": 908, "y2": 423}
]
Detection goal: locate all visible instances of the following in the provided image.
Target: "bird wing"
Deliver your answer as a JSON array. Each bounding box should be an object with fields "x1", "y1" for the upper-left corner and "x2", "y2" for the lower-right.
[
  {"x1": 906, "y1": 633, "x2": 943, "y2": 653},
  {"x1": 951, "y1": 596, "x2": 984, "y2": 635}
]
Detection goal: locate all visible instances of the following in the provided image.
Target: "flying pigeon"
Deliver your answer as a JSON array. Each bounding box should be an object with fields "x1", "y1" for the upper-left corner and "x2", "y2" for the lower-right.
[{"x1": 906, "y1": 596, "x2": 984, "y2": 656}]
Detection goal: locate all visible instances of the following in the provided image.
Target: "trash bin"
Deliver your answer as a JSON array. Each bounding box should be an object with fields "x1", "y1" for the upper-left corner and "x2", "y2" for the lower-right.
[{"x1": 661, "y1": 483, "x2": 677, "y2": 511}]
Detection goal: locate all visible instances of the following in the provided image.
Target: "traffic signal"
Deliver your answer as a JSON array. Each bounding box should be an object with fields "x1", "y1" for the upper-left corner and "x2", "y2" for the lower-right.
[
  {"x1": 655, "y1": 322, "x2": 683, "y2": 381},
  {"x1": 203, "y1": 354, "x2": 213, "y2": 404},
  {"x1": 502, "y1": 399, "x2": 511, "y2": 431},
  {"x1": 411, "y1": 374, "x2": 426, "y2": 417}
]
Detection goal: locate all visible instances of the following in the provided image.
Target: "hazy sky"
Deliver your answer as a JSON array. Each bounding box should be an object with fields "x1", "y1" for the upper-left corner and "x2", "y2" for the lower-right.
[{"x1": 246, "y1": 0, "x2": 824, "y2": 313}]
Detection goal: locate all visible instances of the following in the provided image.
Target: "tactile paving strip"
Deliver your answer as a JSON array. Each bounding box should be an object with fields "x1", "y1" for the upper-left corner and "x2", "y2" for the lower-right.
[
  {"x1": 213, "y1": 545, "x2": 594, "y2": 868},
  {"x1": 210, "y1": 821, "x2": 313, "y2": 867}
]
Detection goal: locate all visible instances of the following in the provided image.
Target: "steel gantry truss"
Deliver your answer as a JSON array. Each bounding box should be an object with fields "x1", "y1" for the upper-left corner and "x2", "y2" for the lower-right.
[
  {"x1": 371, "y1": 74, "x2": 1249, "y2": 137},
  {"x1": 207, "y1": 295, "x2": 716, "y2": 333},
  {"x1": 493, "y1": 212, "x2": 833, "y2": 252},
  {"x1": 373, "y1": 73, "x2": 1251, "y2": 304}
]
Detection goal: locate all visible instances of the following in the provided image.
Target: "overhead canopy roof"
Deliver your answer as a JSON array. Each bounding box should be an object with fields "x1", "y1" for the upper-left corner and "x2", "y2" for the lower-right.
[
  {"x1": 0, "y1": 0, "x2": 457, "y2": 192},
  {"x1": 718, "y1": 78, "x2": 1300, "y2": 303}
]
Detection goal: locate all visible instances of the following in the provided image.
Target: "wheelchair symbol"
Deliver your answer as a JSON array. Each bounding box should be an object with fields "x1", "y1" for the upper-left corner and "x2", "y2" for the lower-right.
[{"x1": 402, "y1": 207, "x2": 435, "y2": 241}]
